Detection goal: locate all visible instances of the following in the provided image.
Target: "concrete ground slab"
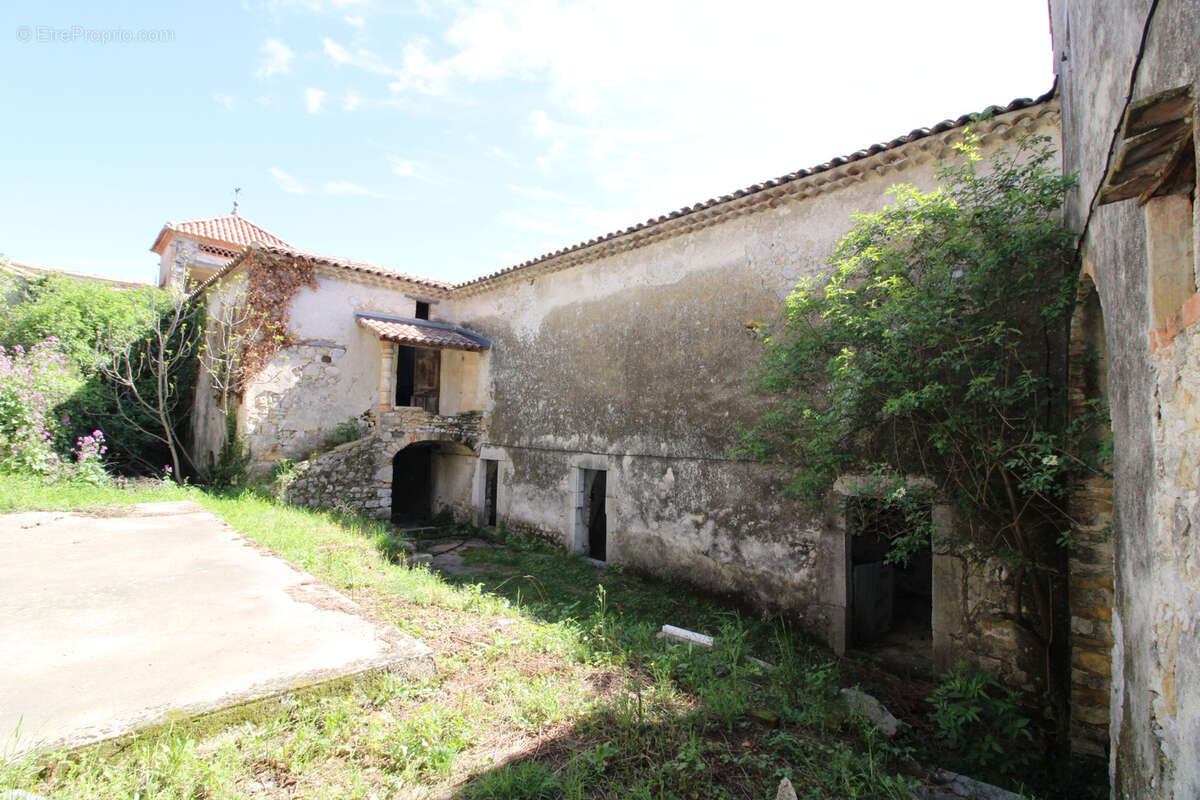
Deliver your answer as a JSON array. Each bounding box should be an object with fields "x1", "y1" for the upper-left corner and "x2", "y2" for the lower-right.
[{"x1": 0, "y1": 501, "x2": 432, "y2": 756}]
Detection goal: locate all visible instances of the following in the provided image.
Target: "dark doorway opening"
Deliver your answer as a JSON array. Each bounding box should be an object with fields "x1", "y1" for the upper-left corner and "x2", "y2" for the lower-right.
[
  {"x1": 392, "y1": 444, "x2": 433, "y2": 524},
  {"x1": 395, "y1": 346, "x2": 415, "y2": 407},
  {"x1": 395, "y1": 346, "x2": 440, "y2": 413},
  {"x1": 483, "y1": 459, "x2": 498, "y2": 527},
  {"x1": 583, "y1": 469, "x2": 607, "y2": 561},
  {"x1": 415, "y1": 301, "x2": 430, "y2": 320},
  {"x1": 847, "y1": 497, "x2": 933, "y2": 675}
]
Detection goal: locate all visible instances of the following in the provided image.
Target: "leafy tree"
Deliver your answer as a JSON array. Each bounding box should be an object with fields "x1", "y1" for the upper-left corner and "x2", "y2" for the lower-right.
[
  {"x1": 0, "y1": 270, "x2": 157, "y2": 369},
  {"x1": 739, "y1": 134, "x2": 1099, "y2": 696},
  {"x1": 0, "y1": 263, "x2": 202, "y2": 477},
  {"x1": 93, "y1": 286, "x2": 203, "y2": 481}
]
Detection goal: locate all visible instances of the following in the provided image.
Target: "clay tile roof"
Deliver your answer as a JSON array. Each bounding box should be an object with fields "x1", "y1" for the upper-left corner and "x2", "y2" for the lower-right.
[
  {"x1": 356, "y1": 313, "x2": 489, "y2": 352},
  {"x1": 189, "y1": 244, "x2": 454, "y2": 299},
  {"x1": 257, "y1": 245, "x2": 454, "y2": 291},
  {"x1": 150, "y1": 214, "x2": 291, "y2": 254}
]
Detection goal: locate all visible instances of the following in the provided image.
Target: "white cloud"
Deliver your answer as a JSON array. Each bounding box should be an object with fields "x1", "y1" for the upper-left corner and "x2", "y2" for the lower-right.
[
  {"x1": 255, "y1": 38, "x2": 295, "y2": 79},
  {"x1": 324, "y1": 180, "x2": 384, "y2": 197},
  {"x1": 323, "y1": 37, "x2": 397, "y2": 77},
  {"x1": 343, "y1": 89, "x2": 364, "y2": 111},
  {"x1": 344, "y1": 15, "x2": 365, "y2": 27},
  {"x1": 386, "y1": 155, "x2": 435, "y2": 181},
  {"x1": 256, "y1": 95, "x2": 274, "y2": 106},
  {"x1": 212, "y1": 94, "x2": 234, "y2": 111},
  {"x1": 268, "y1": 167, "x2": 306, "y2": 194},
  {"x1": 336, "y1": 0, "x2": 1050, "y2": 225},
  {"x1": 304, "y1": 87, "x2": 327, "y2": 113}
]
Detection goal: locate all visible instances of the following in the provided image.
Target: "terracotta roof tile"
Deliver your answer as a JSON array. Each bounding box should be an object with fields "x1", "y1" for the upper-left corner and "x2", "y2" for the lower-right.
[
  {"x1": 151, "y1": 214, "x2": 291, "y2": 254},
  {"x1": 256, "y1": 245, "x2": 454, "y2": 291},
  {"x1": 356, "y1": 313, "x2": 488, "y2": 352},
  {"x1": 189, "y1": 244, "x2": 453, "y2": 298}
]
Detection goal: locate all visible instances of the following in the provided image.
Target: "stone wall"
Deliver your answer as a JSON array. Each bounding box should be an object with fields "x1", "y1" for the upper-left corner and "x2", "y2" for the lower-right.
[
  {"x1": 441, "y1": 103, "x2": 1063, "y2": 688},
  {"x1": 284, "y1": 409, "x2": 484, "y2": 521},
  {"x1": 1051, "y1": 0, "x2": 1200, "y2": 793},
  {"x1": 243, "y1": 340, "x2": 363, "y2": 470},
  {"x1": 284, "y1": 433, "x2": 390, "y2": 515}
]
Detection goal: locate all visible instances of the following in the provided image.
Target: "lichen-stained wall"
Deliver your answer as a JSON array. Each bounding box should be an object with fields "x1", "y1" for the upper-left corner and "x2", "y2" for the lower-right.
[
  {"x1": 443, "y1": 105, "x2": 1062, "y2": 654},
  {"x1": 1050, "y1": 0, "x2": 1200, "y2": 795}
]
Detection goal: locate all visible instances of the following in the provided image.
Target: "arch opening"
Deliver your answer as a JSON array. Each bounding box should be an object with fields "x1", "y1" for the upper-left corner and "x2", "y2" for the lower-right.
[{"x1": 390, "y1": 439, "x2": 479, "y2": 525}]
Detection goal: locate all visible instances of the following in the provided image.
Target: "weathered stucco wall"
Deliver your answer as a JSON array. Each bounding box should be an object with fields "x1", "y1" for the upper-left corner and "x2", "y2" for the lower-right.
[
  {"x1": 440, "y1": 105, "x2": 1062, "y2": 676},
  {"x1": 1051, "y1": 0, "x2": 1200, "y2": 794},
  {"x1": 230, "y1": 269, "x2": 419, "y2": 468}
]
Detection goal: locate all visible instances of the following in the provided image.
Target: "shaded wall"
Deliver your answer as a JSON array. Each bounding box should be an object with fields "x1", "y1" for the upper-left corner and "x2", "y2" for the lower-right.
[
  {"x1": 444, "y1": 105, "x2": 1063, "y2": 677},
  {"x1": 1050, "y1": 0, "x2": 1200, "y2": 794}
]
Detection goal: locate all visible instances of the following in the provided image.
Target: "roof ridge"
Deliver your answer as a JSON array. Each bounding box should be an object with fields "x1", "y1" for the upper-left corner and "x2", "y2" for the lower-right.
[
  {"x1": 452, "y1": 89, "x2": 1058, "y2": 292},
  {"x1": 260, "y1": 244, "x2": 454, "y2": 289}
]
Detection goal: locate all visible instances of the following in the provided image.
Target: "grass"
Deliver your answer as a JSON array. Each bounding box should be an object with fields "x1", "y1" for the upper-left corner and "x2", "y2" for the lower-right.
[
  {"x1": 0, "y1": 476, "x2": 1032, "y2": 799},
  {"x1": 0, "y1": 471, "x2": 193, "y2": 511}
]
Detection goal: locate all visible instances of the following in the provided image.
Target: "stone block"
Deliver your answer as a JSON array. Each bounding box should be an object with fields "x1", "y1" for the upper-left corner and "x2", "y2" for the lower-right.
[
  {"x1": 1074, "y1": 603, "x2": 1113, "y2": 622},
  {"x1": 1071, "y1": 686, "x2": 1111, "y2": 707},
  {"x1": 1073, "y1": 703, "x2": 1110, "y2": 726},
  {"x1": 1072, "y1": 649, "x2": 1112, "y2": 675},
  {"x1": 1072, "y1": 574, "x2": 1114, "y2": 591}
]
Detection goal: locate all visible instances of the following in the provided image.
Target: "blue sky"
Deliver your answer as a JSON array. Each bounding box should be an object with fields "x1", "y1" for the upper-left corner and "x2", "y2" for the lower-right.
[{"x1": 2, "y1": 1, "x2": 1054, "y2": 285}]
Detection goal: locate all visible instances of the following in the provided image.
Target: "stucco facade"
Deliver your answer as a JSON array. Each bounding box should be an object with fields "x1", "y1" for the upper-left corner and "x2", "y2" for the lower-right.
[
  {"x1": 160, "y1": 5, "x2": 1200, "y2": 793},
  {"x1": 1051, "y1": 1, "x2": 1200, "y2": 796},
  {"x1": 181, "y1": 100, "x2": 1078, "y2": 719}
]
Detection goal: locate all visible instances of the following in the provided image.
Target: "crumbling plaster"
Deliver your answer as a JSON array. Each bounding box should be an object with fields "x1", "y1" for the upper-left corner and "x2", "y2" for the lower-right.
[
  {"x1": 1051, "y1": 0, "x2": 1200, "y2": 794},
  {"x1": 434, "y1": 107, "x2": 1063, "y2": 672}
]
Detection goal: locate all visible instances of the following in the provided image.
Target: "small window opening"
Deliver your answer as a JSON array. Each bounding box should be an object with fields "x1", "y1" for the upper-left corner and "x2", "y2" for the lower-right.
[
  {"x1": 847, "y1": 497, "x2": 932, "y2": 675},
  {"x1": 415, "y1": 301, "x2": 430, "y2": 320},
  {"x1": 483, "y1": 459, "x2": 498, "y2": 527},
  {"x1": 583, "y1": 469, "x2": 607, "y2": 561}
]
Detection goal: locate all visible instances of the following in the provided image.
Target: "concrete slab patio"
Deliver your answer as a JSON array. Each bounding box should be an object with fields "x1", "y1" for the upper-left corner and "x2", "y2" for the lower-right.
[{"x1": 0, "y1": 501, "x2": 432, "y2": 756}]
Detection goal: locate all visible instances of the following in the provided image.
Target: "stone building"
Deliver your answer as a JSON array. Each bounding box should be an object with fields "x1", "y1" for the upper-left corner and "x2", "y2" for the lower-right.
[
  {"x1": 178, "y1": 94, "x2": 1095, "y2": 725},
  {"x1": 150, "y1": 213, "x2": 292, "y2": 289},
  {"x1": 160, "y1": 5, "x2": 1200, "y2": 793},
  {"x1": 1051, "y1": 0, "x2": 1199, "y2": 796}
]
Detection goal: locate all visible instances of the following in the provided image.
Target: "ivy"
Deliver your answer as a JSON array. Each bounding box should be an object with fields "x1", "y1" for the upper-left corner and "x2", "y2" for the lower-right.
[{"x1": 233, "y1": 252, "x2": 318, "y2": 391}]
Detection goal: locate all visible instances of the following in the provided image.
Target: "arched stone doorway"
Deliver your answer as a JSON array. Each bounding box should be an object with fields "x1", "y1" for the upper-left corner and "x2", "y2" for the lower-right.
[{"x1": 390, "y1": 439, "x2": 480, "y2": 524}]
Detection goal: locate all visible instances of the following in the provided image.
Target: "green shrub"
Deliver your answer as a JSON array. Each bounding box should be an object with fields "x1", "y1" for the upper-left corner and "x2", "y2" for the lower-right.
[
  {"x1": 330, "y1": 416, "x2": 366, "y2": 446},
  {"x1": 927, "y1": 660, "x2": 1034, "y2": 782},
  {"x1": 0, "y1": 268, "x2": 201, "y2": 476}
]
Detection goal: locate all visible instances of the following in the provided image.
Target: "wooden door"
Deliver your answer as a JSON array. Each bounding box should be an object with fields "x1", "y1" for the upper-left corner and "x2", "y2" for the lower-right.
[{"x1": 412, "y1": 348, "x2": 440, "y2": 414}]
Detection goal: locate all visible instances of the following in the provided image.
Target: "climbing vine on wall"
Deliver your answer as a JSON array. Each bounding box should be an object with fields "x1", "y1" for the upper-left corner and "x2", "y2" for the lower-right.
[{"x1": 233, "y1": 252, "x2": 318, "y2": 392}]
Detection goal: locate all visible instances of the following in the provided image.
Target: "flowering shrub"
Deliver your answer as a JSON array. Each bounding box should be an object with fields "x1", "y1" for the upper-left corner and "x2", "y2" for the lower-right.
[
  {"x1": 71, "y1": 429, "x2": 109, "y2": 484},
  {"x1": 0, "y1": 338, "x2": 78, "y2": 474}
]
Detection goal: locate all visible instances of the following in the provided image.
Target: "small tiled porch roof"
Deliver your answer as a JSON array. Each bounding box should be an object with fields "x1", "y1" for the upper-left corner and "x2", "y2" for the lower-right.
[{"x1": 356, "y1": 313, "x2": 490, "y2": 352}]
